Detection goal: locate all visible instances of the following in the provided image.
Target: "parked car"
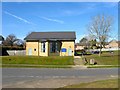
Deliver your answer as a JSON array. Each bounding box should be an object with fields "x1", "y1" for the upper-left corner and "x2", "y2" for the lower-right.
[
  {"x1": 74, "y1": 49, "x2": 87, "y2": 56},
  {"x1": 91, "y1": 51, "x2": 100, "y2": 54}
]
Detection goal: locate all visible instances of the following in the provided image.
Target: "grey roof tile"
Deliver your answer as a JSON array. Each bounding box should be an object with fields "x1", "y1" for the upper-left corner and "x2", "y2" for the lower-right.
[{"x1": 24, "y1": 32, "x2": 76, "y2": 40}]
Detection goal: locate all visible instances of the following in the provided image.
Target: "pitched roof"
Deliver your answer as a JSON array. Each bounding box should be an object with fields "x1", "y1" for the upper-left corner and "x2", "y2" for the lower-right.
[
  {"x1": 0, "y1": 35, "x2": 4, "y2": 41},
  {"x1": 24, "y1": 32, "x2": 76, "y2": 40},
  {"x1": 109, "y1": 39, "x2": 117, "y2": 43},
  {"x1": 117, "y1": 41, "x2": 120, "y2": 47}
]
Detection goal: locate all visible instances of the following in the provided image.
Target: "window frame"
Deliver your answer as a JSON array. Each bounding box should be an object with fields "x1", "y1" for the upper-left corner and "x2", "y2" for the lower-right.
[
  {"x1": 50, "y1": 41, "x2": 58, "y2": 53},
  {"x1": 41, "y1": 42, "x2": 46, "y2": 53}
]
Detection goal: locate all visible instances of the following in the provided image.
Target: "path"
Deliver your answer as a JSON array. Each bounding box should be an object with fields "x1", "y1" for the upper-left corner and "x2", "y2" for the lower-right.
[
  {"x1": 74, "y1": 56, "x2": 83, "y2": 65},
  {"x1": 73, "y1": 56, "x2": 87, "y2": 69}
]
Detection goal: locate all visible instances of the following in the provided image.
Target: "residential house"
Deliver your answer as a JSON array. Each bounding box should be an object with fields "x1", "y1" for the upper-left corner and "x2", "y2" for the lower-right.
[
  {"x1": 118, "y1": 41, "x2": 120, "y2": 48},
  {"x1": 75, "y1": 43, "x2": 85, "y2": 50},
  {"x1": 0, "y1": 35, "x2": 4, "y2": 56},
  {"x1": 105, "y1": 40, "x2": 119, "y2": 49},
  {"x1": 24, "y1": 32, "x2": 76, "y2": 56},
  {"x1": 0, "y1": 35, "x2": 4, "y2": 45}
]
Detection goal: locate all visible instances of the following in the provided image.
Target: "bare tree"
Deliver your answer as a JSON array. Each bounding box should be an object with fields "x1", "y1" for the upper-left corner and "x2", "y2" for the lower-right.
[
  {"x1": 79, "y1": 37, "x2": 88, "y2": 46},
  {"x1": 87, "y1": 14, "x2": 113, "y2": 56},
  {"x1": 3, "y1": 34, "x2": 18, "y2": 47},
  {"x1": 14, "y1": 39, "x2": 25, "y2": 47}
]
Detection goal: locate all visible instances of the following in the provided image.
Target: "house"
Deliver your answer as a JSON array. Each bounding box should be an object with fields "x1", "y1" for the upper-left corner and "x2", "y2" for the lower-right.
[
  {"x1": 117, "y1": 41, "x2": 120, "y2": 48},
  {"x1": 105, "y1": 40, "x2": 119, "y2": 49},
  {"x1": 75, "y1": 43, "x2": 85, "y2": 50},
  {"x1": 0, "y1": 35, "x2": 4, "y2": 45},
  {"x1": 0, "y1": 35, "x2": 4, "y2": 56},
  {"x1": 24, "y1": 32, "x2": 76, "y2": 56}
]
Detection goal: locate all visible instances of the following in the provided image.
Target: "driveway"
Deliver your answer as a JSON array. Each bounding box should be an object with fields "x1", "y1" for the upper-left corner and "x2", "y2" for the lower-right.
[{"x1": 2, "y1": 68, "x2": 118, "y2": 88}]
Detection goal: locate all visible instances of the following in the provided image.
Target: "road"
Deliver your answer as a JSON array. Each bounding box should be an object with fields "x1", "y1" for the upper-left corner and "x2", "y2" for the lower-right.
[{"x1": 2, "y1": 68, "x2": 118, "y2": 88}]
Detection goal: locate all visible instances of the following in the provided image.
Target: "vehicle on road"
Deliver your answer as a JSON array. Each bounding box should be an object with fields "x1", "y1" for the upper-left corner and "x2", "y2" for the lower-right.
[{"x1": 90, "y1": 51, "x2": 100, "y2": 54}]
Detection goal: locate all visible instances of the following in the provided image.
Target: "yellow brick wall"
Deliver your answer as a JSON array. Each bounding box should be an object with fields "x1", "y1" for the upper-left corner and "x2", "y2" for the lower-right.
[
  {"x1": 26, "y1": 41, "x2": 39, "y2": 56},
  {"x1": 26, "y1": 41, "x2": 74, "y2": 56},
  {"x1": 60, "y1": 41, "x2": 74, "y2": 56}
]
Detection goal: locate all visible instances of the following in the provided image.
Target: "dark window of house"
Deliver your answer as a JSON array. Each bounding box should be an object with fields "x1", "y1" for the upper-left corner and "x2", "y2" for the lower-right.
[
  {"x1": 34, "y1": 49, "x2": 36, "y2": 51},
  {"x1": 50, "y1": 42, "x2": 58, "y2": 53},
  {"x1": 41, "y1": 42, "x2": 45, "y2": 52}
]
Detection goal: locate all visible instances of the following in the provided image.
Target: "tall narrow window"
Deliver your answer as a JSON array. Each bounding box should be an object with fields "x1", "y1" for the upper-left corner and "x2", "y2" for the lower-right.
[
  {"x1": 50, "y1": 42, "x2": 52, "y2": 53},
  {"x1": 41, "y1": 42, "x2": 45, "y2": 52},
  {"x1": 50, "y1": 42, "x2": 58, "y2": 53},
  {"x1": 56, "y1": 42, "x2": 58, "y2": 52}
]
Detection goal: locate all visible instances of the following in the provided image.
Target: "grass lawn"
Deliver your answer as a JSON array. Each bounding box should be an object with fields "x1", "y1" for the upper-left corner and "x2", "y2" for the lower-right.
[
  {"x1": 1, "y1": 56, "x2": 74, "y2": 66},
  {"x1": 57, "y1": 79, "x2": 118, "y2": 89},
  {"x1": 83, "y1": 50, "x2": 119, "y2": 65},
  {"x1": 1, "y1": 50, "x2": 119, "y2": 68},
  {"x1": 1, "y1": 65, "x2": 73, "y2": 68}
]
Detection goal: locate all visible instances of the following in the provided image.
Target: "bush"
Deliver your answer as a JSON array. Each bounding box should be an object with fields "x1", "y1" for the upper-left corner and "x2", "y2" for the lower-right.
[{"x1": 1, "y1": 46, "x2": 25, "y2": 50}]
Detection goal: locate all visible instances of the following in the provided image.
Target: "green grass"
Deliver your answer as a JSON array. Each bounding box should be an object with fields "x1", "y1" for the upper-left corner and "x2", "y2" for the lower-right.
[
  {"x1": 2, "y1": 65, "x2": 72, "y2": 68},
  {"x1": 1, "y1": 50, "x2": 119, "y2": 68},
  {"x1": 56, "y1": 79, "x2": 118, "y2": 89},
  {"x1": 84, "y1": 51, "x2": 118, "y2": 65},
  {"x1": 2, "y1": 56, "x2": 74, "y2": 65}
]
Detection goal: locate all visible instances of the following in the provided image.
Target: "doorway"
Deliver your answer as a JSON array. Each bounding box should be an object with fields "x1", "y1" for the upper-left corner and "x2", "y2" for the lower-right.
[
  {"x1": 68, "y1": 47, "x2": 72, "y2": 56},
  {"x1": 28, "y1": 48, "x2": 32, "y2": 55}
]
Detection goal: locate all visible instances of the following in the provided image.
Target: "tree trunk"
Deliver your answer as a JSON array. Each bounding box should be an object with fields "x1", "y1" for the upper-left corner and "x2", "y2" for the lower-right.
[
  {"x1": 99, "y1": 44, "x2": 102, "y2": 57},
  {"x1": 99, "y1": 48, "x2": 101, "y2": 56}
]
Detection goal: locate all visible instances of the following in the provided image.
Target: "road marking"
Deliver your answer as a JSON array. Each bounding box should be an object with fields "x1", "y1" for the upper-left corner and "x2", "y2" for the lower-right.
[
  {"x1": 3, "y1": 75, "x2": 118, "y2": 79},
  {"x1": 3, "y1": 75, "x2": 80, "y2": 78},
  {"x1": 110, "y1": 75, "x2": 118, "y2": 78}
]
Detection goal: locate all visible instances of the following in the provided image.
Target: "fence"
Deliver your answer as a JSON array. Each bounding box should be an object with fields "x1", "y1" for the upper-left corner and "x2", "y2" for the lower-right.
[
  {"x1": 88, "y1": 47, "x2": 120, "y2": 52},
  {"x1": 7, "y1": 50, "x2": 26, "y2": 56}
]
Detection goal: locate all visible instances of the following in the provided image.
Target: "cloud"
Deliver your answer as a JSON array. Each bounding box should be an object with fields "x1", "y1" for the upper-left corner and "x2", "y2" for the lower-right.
[
  {"x1": 41, "y1": 17, "x2": 64, "y2": 24},
  {"x1": 62, "y1": 10, "x2": 82, "y2": 16},
  {"x1": 62, "y1": 8, "x2": 93, "y2": 16},
  {"x1": 4, "y1": 11, "x2": 34, "y2": 25},
  {"x1": 61, "y1": 4, "x2": 96, "y2": 16}
]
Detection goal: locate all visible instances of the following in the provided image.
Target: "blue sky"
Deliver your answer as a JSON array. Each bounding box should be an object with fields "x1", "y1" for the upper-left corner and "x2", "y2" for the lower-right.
[{"x1": 2, "y1": 2, "x2": 118, "y2": 42}]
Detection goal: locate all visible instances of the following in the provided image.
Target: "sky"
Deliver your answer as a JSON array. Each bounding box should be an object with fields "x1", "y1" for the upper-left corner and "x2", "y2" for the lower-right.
[{"x1": 2, "y1": 2, "x2": 118, "y2": 43}]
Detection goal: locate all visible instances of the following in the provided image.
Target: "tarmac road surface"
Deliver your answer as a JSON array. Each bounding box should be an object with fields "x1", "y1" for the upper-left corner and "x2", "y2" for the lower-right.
[{"x1": 2, "y1": 68, "x2": 118, "y2": 88}]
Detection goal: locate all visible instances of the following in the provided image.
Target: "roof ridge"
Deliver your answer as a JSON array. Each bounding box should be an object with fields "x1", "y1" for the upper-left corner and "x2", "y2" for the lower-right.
[
  {"x1": 32, "y1": 31, "x2": 75, "y2": 33},
  {"x1": 24, "y1": 31, "x2": 76, "y2": 40}
]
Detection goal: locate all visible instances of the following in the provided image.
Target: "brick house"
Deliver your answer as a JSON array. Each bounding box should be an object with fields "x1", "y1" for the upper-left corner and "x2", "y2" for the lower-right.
[
  {"x1": 105, "y1": 40, "x2": 119, "y2": 48},
  {"x1": 24, "y1": 32, "x2": 76, "y2": 56}
]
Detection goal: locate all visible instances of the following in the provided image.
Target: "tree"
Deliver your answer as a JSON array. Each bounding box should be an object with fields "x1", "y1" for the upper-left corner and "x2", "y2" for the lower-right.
[
  {"x1": 87, "y1": 14, "x2": 113, "y2": 56},
  {"x1": 79, "y1": 37, "x2": 88, "y2": 45},
  {"x1": 89, "y1": 39, "x2": 97, "y2": 49},
  {"x1": 79, "y1": 37, "x2": 90, "y2": 48},
  {"x1": 3, "y1": 34, "x2": 18, "y2": 47},
  {"x1": 14, "y1": 39, "x2": 26, "y2": 48}
]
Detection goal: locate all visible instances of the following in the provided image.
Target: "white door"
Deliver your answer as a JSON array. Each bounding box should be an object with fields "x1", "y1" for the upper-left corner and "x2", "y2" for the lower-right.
[
  {"x1": 28, "y1": 48, "x2": 32, "y2": 55},
  {"x1": 68, "y1": 48, "x2": 72, "y2": 56}
]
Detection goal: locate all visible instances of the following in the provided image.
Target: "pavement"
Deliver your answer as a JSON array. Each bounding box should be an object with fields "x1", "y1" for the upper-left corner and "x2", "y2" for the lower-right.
[
  {"x1": 2, "y1": 68, "x2": 118, "y2": 88},
  {"x1": 74, "y1": 56, "x2": 83, "y2": 65}
]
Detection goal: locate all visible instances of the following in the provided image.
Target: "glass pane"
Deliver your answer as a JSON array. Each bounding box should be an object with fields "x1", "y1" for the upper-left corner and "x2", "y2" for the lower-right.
[{"x1": 41, "y1": 42, "x2": 45, "y2": 52}]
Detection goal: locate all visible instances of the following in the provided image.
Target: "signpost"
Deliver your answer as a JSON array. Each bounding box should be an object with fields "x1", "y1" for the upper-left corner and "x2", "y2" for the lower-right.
[{"x1": 61, "y1": 48, "x2": 67, "y2": 56}]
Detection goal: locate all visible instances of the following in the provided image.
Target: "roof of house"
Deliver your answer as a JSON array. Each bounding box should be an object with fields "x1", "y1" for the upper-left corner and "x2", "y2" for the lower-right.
[
  {"x1": 24, "y1": 32, "x2": 76, "y2": 40},
  {"x1": 117, "y1": 41, "x2": 120, "y2": 47},
  {"x1": 109, "y1": 39, "x2": 117, "y2": 43},
  {"x1": 0, "y1": 35, "x2": 4, "y2": 41}
]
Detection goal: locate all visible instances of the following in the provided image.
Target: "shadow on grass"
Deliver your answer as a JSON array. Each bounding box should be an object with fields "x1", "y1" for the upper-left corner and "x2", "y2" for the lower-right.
[
  {"x1": 101, "y1": 54, "x2": 118, "y2": 57},
  {"x1": 75, "y1": 54, "x2": 92, "y2": 56}
]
